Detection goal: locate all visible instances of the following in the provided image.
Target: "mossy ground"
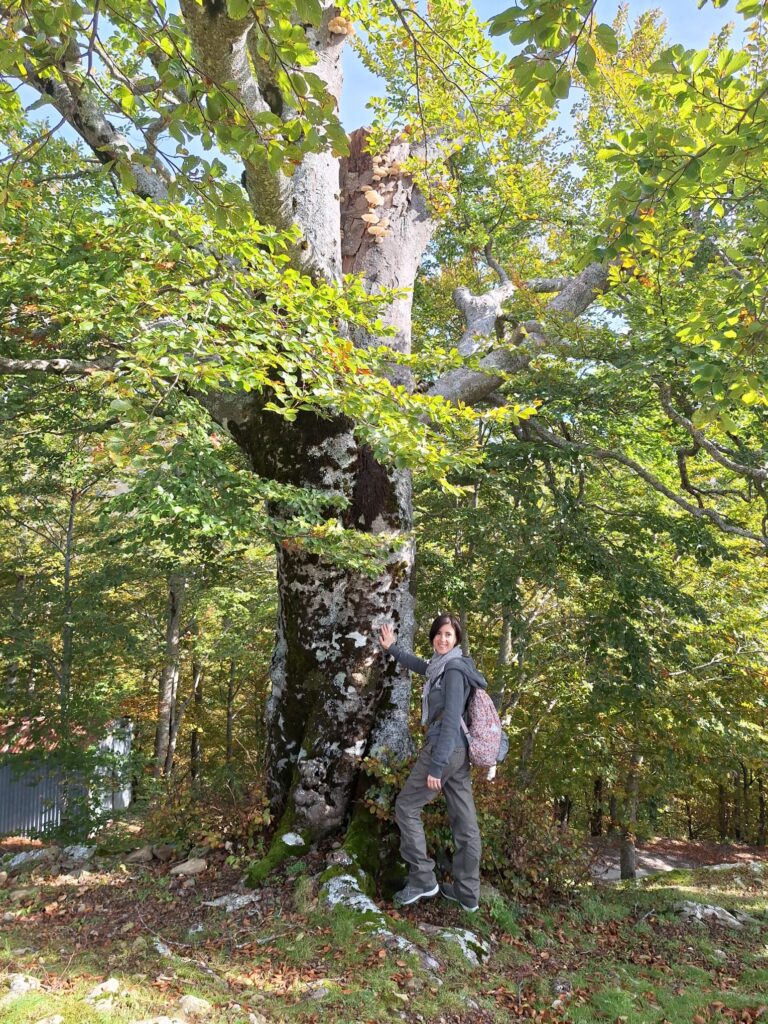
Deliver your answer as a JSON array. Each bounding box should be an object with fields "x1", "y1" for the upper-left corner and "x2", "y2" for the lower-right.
[{"x1": 1, "y1": 837, "x2": 766, "y2": 1024}]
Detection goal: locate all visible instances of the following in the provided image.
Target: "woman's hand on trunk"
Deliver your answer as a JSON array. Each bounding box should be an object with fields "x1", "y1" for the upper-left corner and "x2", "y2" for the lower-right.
[{"x1": 379, "y1": 623, "x2": 396, "y2": 650}]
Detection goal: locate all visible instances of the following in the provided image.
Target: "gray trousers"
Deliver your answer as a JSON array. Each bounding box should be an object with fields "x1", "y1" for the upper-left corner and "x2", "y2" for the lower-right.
[{"x1": 394, "y1": 743, "x2": 481, "y2": 904}]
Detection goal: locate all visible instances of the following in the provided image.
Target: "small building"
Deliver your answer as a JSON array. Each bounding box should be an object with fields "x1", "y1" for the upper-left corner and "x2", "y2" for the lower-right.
[{"x1": 0, "y1": 717, "x2": 133, "y2": 837}]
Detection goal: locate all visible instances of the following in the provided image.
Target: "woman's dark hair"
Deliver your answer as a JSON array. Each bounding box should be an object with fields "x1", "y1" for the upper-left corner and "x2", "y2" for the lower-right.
[{"x1": 428, "y1": 613, "x2": 462, "y2": 646}]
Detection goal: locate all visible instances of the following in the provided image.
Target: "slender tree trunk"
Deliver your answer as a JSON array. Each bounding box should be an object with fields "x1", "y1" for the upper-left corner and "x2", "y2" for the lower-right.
[
  {"x1": 554, "y1": 795, "x2": 572, "y2": 830},
  {"x1": 154, "y1": 572, "x2": 186, "y2": 777},
  {"x1": 758, "y1": 778, "x2": 766, "y2": 847},
  {"x1": 4, "y1": 571, "x2": 26, "y2": 700},
  {"x1": 733, "y1": 769, "x2": 742, "y2": 841},
  {"x1": 59, "y1": 488, "x2": 77, "y2": 729},
  {"x1": 496, "y1": 603, "x2": 521, "y2": 712},
  {"x1": 517, "y1": 697, "x2": 557, "y2": 788},
  {"x1": 742, "y1": 763, "x2": 750, "y2": 839},
  {"x1": 685, "y1": 801, "x2": 694, "y2": 841},
  {"x1": 620, "y1": 753, "x2": 643, "y2": 880},
  {"x1": 590, "y1": 777, "x2": 604, "y2": 836},
  {"x1": 459, "y1": 608, "x2": 470, "y2": 657},
  {"x1": 608, "y1": 794, "x2": 618, "y2": 833},
  {"x1": 498, "y1": 605, "x2": 512, "y2": 669},
  {"x1": 225, "y1": 659, "x2": 236, "y2": 764},
  {"x1": 718, "y1": 782, "x2": 729, "y2": 841},
  {"x1": 190, "y1": 657, "x2": 204, "y2": 780}
]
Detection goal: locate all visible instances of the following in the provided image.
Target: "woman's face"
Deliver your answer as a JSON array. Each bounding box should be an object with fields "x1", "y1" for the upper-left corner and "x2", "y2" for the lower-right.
[{"x1": 432, "y1": 622, "x2": 457, "y2": 655}]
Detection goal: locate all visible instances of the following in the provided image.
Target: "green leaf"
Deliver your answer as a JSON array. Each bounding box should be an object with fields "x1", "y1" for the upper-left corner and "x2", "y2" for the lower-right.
[
  {"x1": 594, "y1": 23, "x2": 619, "y2": 56},
  {"x1": 552, "y1": 71, "x2": 571, "y2": 100},
  {"x1": 226, "y1": 0, "x2": 250, "y2": 19},
  {"x1": 295, "y1": 0, "x2": 322, "y2": 24},
  {"x1": 721, "y1": 50, "x2": 750, "y2": 77},
  {"x1": 576, "y1": 42, "x2": 596, "y2": 75}
]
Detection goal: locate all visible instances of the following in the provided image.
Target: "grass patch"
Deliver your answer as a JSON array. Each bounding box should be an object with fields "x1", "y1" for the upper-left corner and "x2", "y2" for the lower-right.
[{"x1": 1, "y1": 841, "x2": 767, "y2": 1024}]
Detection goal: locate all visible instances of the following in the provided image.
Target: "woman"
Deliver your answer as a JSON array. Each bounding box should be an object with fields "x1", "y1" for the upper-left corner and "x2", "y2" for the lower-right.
[{"x1": 379, "y1": 614, "x2": 484, "y2": 912}]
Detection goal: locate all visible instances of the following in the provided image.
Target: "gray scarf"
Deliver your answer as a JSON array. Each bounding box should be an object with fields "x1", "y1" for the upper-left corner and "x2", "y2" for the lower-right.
[{"x1": 421, "y1": 646, "x2": 463, "y2": 725}]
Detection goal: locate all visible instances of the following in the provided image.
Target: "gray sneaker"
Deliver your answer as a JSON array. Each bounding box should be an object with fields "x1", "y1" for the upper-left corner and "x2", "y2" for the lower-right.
[
  {"x1": 393, "y1": 881, "x2": 439, "y2": 906},
  {"x1": 439, "y1": 882, "x2": 479, "y2": 913}
]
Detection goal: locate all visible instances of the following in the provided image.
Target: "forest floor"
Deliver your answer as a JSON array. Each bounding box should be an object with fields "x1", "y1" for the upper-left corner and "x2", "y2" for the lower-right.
[
  {"x1": 591, "y1": 837, "x2": 768, "y2": 882},
  {"x1": 1, "y1": 833, "x2": 767, "y2": 1024}
]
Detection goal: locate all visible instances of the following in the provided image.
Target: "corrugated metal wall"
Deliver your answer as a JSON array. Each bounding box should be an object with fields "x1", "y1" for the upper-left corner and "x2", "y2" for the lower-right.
[
  {"x1": 0, "y1": 761, "x2": 67, "y2": 836},
  {"x1": 0, "y1": 720, "x2": 133, "y2": 837}
]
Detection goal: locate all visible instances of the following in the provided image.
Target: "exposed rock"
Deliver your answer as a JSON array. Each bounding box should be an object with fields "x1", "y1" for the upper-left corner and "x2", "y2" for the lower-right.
[
  {"x1": 708, "y1": 860, "x2": 765, "y2": 875},
  {"x1": 0, "y1": 870, "x2": 8, "y2": 886},
  {"x1": 34, "y1": 1016, "x2": 65, "y2": 1024},
  {"x1": 10, "y1": 888, "x2": 34, "y2": 902},
  {"x1": 8, "y1": 973, "x2": 42, "y2": 994},
  {"x1": 326, "y1": 849, "x2": 354, "y2": 867},
  {"x1": 300, "y1": 979, "x2": 331, "y2": 1000},
  {"x1": 8, "y1": 848, "x2": 58, "y2": 876},
  {"x1": 321, "y1": 873, "x2": 440, "y2": 975},
  {"x1": 151, "y1": 844, "x2": 177, "y2": 863},
  {"x1": 86, "y1": 978, "x2": 121, "y2": 1002},
  {"x1": 126, "y1": 846, "x2": 154, "y2": 864},
  {"x1": 202, "y1": 892, "x2": 260, "y2": 912},
  {"x1": 130, "y1": 1018, "x2": 188, "y2": 1024},
  {"x1": 62, "y1": 844, "x2": 95, "y2": 863},
  {"x1": 379, "y1": 929, "x2": 441, "y2": 975},
  {"x1": 417, "y1": 923, "x2": 491, "y2": 966},
  {"x1": 178, "y1": 994, "x2": 212, "y2": 1016},
  {"x1": 248, "y1": 1013, "x2": 269, "y2": 1024},
  {"x1": 323, "y1": 873, "x2": 381, "y2": 917},
  {"x1": 169, "y1": 858, "x2": 207, "y2": 876},
  {"x1": 281, "y1": 832, "x2": 306, "y2": 847},
  {"x1": 91, "y1": 997, "x2": 116, "y2": 1013},
  {"x1": 674, "y1": 900, "x2": 760, "y2": 929},
  {"x1": 153, "y1": 938, "x2": 173, "y2": 957}
]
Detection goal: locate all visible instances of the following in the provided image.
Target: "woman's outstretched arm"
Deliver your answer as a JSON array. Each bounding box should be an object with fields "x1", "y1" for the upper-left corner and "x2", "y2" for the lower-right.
[{"x1": 378, "y1": 624, "x2": 430, "y2": 675}]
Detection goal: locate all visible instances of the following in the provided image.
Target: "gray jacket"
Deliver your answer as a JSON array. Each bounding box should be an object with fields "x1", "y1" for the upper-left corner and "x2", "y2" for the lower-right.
[{"x1": 389, "y1": 644, "x2": 487, "y2": 779}]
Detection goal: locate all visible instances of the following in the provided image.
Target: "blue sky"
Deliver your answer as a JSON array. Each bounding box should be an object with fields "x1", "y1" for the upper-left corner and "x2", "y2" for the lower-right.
[{"x1": 338, "y1": 0, "x2": 739, "y2": 131}]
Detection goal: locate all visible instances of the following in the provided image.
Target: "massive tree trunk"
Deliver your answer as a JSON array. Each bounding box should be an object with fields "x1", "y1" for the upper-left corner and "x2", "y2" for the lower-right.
[{"x1": 227, "y1": 405, "x2": 419, "y2": 834}]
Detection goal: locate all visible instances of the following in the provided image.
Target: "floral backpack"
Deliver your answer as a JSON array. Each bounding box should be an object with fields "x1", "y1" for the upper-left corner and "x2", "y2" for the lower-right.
[{"x1": 460, "y1": 686, "x2": 510, "y2": 772}]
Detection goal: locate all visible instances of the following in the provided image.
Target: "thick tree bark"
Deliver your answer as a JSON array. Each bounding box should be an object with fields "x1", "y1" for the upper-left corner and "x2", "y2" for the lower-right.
[
  {"x1": 205, "y1": 120, "x2": 436, "y2": 835},
  {"x1": 226, "y1": 402, "x2": 417, "y2": 833}
]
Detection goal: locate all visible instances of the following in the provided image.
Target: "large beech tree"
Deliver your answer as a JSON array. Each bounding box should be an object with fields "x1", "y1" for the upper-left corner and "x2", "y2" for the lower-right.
[{"x1": 2, "y1": 0, "x2": 766, "y2": 842}]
